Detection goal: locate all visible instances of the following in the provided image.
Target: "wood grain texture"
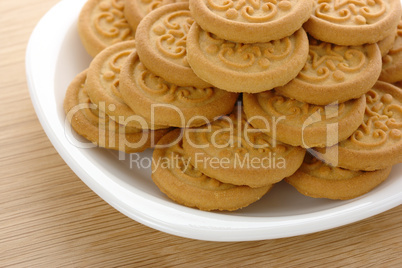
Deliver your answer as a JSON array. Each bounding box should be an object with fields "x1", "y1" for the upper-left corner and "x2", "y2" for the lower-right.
[{"x1": 0, "y1": 0, "x2": 401, "y2": 267}]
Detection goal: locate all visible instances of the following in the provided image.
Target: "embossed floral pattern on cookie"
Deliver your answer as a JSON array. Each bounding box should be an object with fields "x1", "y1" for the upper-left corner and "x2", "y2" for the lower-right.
[
  {"x1": 205, "y1": 0, "x2": 295, "y2": 23},
  {"x1": 276, "y1": 36, "x2": 382, "y2": 105},
  {"x1": 315, "y1": 81, "x2": 402, "y2": 171},
  {"x1": 186, "y1": 23, "x2": 309, "y2": 92},
  {"x1": 135, "y1": 62, "x2": 215, "y2": 105},
  {"x1": 135, "y1": 3, "x2": 210, "y2": 87},
  {"x1": 243, "y1": 89, "x2": 366, "y2": 148},
  {"x1": 151, "y1": 10, "x2": 194, "y2": 66},
  {"x1": 259, "y1": 92, "x2": 347, "y2": 122},
  {"x1": 119, "y1": 51, "x2": 238, "y2": 127},
  {"x1": 304, "y1": 0, "x2": 401, "y2": 45},
  {"x1": 189, "y1": 0, "x2": 313, "y2": 42},
  {"x1": 313, "y1": 0, "x2": 387, "y2": 25},
  {"x1": 79, "y1": 0, "x2": 135, "y2": 57},
  {"x1": 124, "y1": 0, "x2": 189, "y2": 30},
  {"x1": 342, "y1": 85, "x2": 402, "y2": 149},
  {"x1": 299, "y1": 39, "x2": 366, "y2": 83},
  {"x1": 203, "y1": 32, "x2": 292, "y2": 72},
  {"x1": 94, "y1": 0, "x2": 133, "y2": 42}
]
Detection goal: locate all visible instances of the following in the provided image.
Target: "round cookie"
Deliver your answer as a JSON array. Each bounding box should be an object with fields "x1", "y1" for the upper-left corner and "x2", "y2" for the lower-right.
[
  {"x1": 119, "y1": 51, "x2": 239, "y2": 127},
  {"x1": 276, "y1": 36, "x2": 382, "y2": 105},
  {"x1": 85, "y1": 41, "x2": 167, "y2": 130},
  {"x1": 182, "y1": 106, "x2": 306, "y2": 188},
  {"x1": 186, "y1": 23, "x2": 309, "y2": 93},
  {"x1": 188, "y1": 0, "x2": 313, "y2": 43},
  {"x1": 379, "y1": 17, "x2": 402, "y2": 84},
  {"x1": 124, "y1": 0, "x2": 188, "y2": 31},
  {"x1": 134, "y1": 3, "x2": 210, "y2": 88},
  {"x1": 285, "y1": 153, "x2": 392, "y2": 200},
  {"x1": 63, "y1": 70, "x2": 169, "y2": 153},
  {"x1": 303, "y1": 0, "x2": 402, "y2": 46},
  {"x1": 314, "y1": 81, "x2": 402, "y2": 171},
  {"x1": 243, "y1": 90, "x2": 366, "y2": 148},
  {"x1": 152, "y1": 129, "x2": 272, "y2": 211},
  {"x1": 78, "y1": 0, "x2": 135, "y2": 57}
]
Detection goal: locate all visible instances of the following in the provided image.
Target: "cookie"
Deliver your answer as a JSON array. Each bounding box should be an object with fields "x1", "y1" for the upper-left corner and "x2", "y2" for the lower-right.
[
  {"x1": 243, "y1": 89, "x2": 366, "y2": 148},
  {"x1": 119, "y1": 51, "x2": 239, "y2": 127},
  {"x1": 285, "y1": 153, "x2": 392, "y2": 200},
  {"x1": 314, "y1": 81, "x2": 402, "y2": 171},
  {"x1": 64, "y1": 70, "x2": 169, "y2": 153},
  {"x1": 186, "y1": 23, "x2": 309, "y2": 93},
  {"x1": 276, "y1": 35, "x2": 382, "y2": 105},
  {"x1": 188, "y1": 0, "x2": 313, "y2": 43},
  {"x1": 135, "y1": 3, "x2": 211, "y2": 88},
  {"x1": 78, "y1": 0, "x2": 135, "y2": 57},
  {"x1": 152, "y1": 129, "x2": 272, "y2": 211},
  {"x1": 182, "y1": 106, "x2": 306, "y2": 188},
  {"x1": 85, "y1": 41, "x2": 167, "y2": 129},
  {"x1": 124, "y1": 0, "x2": 188, "y2": 31},
  {"x1": 303, "y1": 0, "x2": 402, "y2": 46},
  {"x1": 379, "y1": 17, "x2": 402, "y2": 84}
]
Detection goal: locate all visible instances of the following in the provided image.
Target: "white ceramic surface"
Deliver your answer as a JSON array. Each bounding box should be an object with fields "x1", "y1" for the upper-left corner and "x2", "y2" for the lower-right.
[{"x1": 26, "y1": 0, "x2": 402, "y2": 241}]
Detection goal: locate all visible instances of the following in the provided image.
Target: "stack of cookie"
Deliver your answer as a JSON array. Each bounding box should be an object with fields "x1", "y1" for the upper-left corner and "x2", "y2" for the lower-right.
[
  {"x1": 186, "y1": 0, "x2": 313, "y2": 93},
  {"x1": 64, "y1": 0, "x2": 402, "y2": 211},
  {"x1": 278, "y1": 1, "x2": 402, "y2": 200},
  {"x1": 120, "y1": 2, "x2": 239, "y2": 128},
  {"x1": 152, "y1": 106, "x2": 308, "y2": 210},
  {"x1": 128, "y1": 0, "x2": 310, "y2": 210},
  {"x1": 63, "y1": 41, "x2": 171, "y2": 153}
]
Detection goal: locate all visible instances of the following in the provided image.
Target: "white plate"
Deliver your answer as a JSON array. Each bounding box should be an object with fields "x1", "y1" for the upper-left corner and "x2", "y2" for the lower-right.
[{"x1": 26, "y1": 0, "x2": 402, "y2": 242}]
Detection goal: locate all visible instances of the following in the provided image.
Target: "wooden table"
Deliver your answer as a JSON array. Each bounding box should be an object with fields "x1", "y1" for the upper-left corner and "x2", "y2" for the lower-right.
[{"x1": 1, "y1": 0, "x2": 401, "y2": 266}]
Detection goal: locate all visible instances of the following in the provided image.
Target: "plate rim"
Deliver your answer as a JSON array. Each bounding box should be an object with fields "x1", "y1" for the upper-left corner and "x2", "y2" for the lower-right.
[{"x1": 25, "y1": 0, "x2": 402, "y2": 242}]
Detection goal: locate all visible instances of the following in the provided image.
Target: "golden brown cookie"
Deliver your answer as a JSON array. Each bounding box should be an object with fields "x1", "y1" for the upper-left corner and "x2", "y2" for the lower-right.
[
  {"x1": 182, "y1": 106, "x2": 306, "y2": 188},
  {"x1": 124, "y1": 0, "x2": 188, "y2": 31},
  {"x1": 379, "y1": 17, "x2": 402, "y2": 84},
  {"x1": 64, "y1": 70, "x2": 169, "y2": 153},
  {"x1": 285, "y1": 153, "x2": 392, "y2": 200},
  {"x1": 152, "y1": 129, "x2": 272, "y2": 211},
  {"x1": 119, "y1": 51, "x2": 239, "y2": 127},
  {"x1": 276, "y1": 35, "x2": 382, "y2": 105},
  {"x1": 314, "y1": 81, "x2": 402, "y2": 171},
  {"x1": 85, "y1": 41, "x2": 167, "y2": 129},
  {"x1": 134, "y1": 3, "x2": 210, "y2": 88},
  {"x1": 78, "y1": 0, "x2": 135, "y2": 57},
  {"x1": 304, "y1": 0, "x2": 402, "y2": 46},
  {"x1": 186, "y1": 23, "x2": 309, "y2": 93},
  {"x1": 243, "y1": 89, "x2": 366, "y2": 148},
  {"x1": 189, "y1": 0, "x2": 313, "y2": 43}
]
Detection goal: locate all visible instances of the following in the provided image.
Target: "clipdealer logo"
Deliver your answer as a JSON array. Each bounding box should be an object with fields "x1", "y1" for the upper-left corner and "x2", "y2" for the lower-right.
[
  {"x1": 65, "y1": 101, "x2": 340, "y2": 165},
  {"x1": 129, "y1": 151, "x2": 287, "y2": 172}
]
